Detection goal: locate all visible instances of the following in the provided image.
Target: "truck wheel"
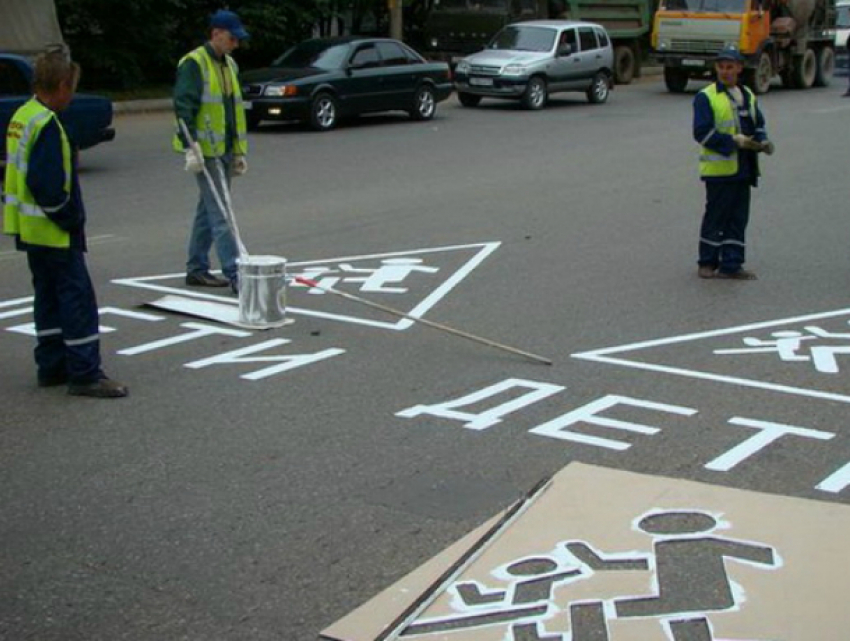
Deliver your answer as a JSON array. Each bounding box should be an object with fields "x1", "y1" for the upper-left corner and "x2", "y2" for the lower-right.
[
  {"x1": 458, "y1": 92, "x2": 482, "y2": 107},
  {"x1": 663, "y1": 67, "x2": 688, "y2": 93},
  {"x1": 587, "y1": 72, "x2": 610, "y2": 104},
  {"x1": 814, "y1": 47, "x2": 835, "y2": 87},
  {"x1": 614, "y1": 46, "x2": 635, "y2": 85},
  {"x1": 743, "y1": 51, "x2": 772, "y2": 94},
  {"x1": 792, "y1": 49, "x2": 817, "y2": 88},
  {"x1": 521, "y1": 76, "x2": 548, "y2": 110}
]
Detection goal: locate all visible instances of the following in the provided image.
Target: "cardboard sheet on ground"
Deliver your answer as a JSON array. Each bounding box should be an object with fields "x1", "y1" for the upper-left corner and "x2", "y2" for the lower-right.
[
  {"x1": 322, "y1": 463, "x2": 850, "y2": 641},
  {"x1": 144, "y1": 295, "x2": 293, "y2": 330}
]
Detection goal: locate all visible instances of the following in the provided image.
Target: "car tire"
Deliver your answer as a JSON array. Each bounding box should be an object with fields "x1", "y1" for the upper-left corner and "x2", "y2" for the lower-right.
[
  {"x1": 587, "y1": 72, "x2": 610, "y2": 104},
  {"x1": 458, "y1": 92, "x2": 482, "y2": 107},
  {"x1": 309, "y1": 92, "x2": 338, "y2": 131},
  {"x1": 410, "y1": 84, "x2": 436, "y2": 121},
  {"x1": 246, "y1": 112, "x2": 261, "y2": 131},
  {"x1": 521, "y1": 76, "x2": 547, "y2": 110}
]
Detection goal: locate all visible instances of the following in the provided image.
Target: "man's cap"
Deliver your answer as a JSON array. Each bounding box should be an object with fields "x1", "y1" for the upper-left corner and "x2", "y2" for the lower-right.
[
  {"x1": 210, "y1": 9, "x2": 249, "y2": 41},
  {"x1": 716, "y1": 46, "x2": 743, "y2": 62}
]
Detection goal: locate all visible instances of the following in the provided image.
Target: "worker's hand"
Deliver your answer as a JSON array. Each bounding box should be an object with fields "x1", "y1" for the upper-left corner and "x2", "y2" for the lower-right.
[
  {"x1": 732, "y1": 134, "x2": 762, "y2": 151},
  {"x1": 184, "y1": 142, "x2": 204, "y2": 174},
  {"x1": 760, "y1": 140, "x2": 775, "y2": 155},
  {"x1": 231, "y1": 155, "x2": 248, "y2": 177}
]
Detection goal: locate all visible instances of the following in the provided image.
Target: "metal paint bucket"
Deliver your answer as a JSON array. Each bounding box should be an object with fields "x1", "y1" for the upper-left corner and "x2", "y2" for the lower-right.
[{"x1": 237, "y1": 255, "x2": 287, "y2": 328}]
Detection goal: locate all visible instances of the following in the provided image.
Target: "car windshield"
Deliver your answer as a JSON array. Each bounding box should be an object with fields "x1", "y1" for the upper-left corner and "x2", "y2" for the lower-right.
[
  {"x1": 838, "y1": 5, "x2": 850, "y2": 27},
  {"x1": 489, "y1": 25, "x2": 557, "y2": 52},
  {"x1": 272, "y1": 41, "x2": 349, "y2": 69},
  {"x1": 661, "y1": 0, "x2": 746, "y2": 10}
]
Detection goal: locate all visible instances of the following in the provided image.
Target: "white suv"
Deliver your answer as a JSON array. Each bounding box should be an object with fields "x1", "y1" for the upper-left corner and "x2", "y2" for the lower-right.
[{"x1": 454, "y1": 20, "x2": 615, "y2": 109}]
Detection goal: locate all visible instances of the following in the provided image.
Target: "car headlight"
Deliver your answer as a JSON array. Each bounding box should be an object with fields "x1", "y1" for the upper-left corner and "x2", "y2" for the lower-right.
[
  {"x1": 455, "y1": 60, "x2": 470, "y2": 74},
  {"x1": 502, "y1": 64, "x2": 526, "y2": 76},
  {"x1": 264, "y1": 85, "x2": 297, "y2": 97}
]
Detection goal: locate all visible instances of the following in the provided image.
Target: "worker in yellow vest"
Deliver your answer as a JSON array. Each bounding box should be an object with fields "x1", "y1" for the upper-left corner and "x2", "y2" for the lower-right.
[
  {"x1": 173, "y1": 9, "x2": 249, "y2": 294},
  {"x1": 2, "y1": 48, "x2": 128, "y2": 397},
  {"x1": 692, "y1": 47, "x2": 774, "y2": 280}
]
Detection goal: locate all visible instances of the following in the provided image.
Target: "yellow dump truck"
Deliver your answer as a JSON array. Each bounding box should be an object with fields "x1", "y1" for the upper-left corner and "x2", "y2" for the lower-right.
[{"x1": 652, "y1": 0, "x2": 836, "y2": 93}]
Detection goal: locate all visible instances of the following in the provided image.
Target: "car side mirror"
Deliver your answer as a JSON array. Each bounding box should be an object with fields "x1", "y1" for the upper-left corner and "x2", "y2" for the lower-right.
[{"x1": 558, "y1": 44, "x2": 573, "y2": 56}]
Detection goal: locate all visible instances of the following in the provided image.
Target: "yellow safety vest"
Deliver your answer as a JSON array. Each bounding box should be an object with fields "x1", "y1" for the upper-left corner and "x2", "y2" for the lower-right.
[
  {"x1": 698, "y1": 84, "x2": 758, "y2": 178},
  {"x1": 172, "y1": 46, "x2": 248, "y2": 157},
  {"x1": 3, "y1": 98, "x2": 72, "y2": 249}
]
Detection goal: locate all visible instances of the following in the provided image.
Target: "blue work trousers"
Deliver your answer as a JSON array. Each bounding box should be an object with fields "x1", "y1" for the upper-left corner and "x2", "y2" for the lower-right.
[
  {"x1": 698, "y1": 180, "x2": 751, "y2": 274},
  {"x1": 186, "y1": 154, "x2": 239, "y2": 283},
  {"x1": 27, "y1": 248, "x2": 103, "y2": 384}
]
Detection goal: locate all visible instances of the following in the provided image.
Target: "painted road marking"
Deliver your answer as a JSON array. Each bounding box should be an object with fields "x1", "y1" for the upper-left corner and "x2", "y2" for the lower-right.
[
  {"x1": 322, "y1": 463, "x2": 850, "y2": 641},
  {"x1": 113, "y1": 242, "x2": 500, "y2": 330},
  {"x1": 573, "y1": 307, "x2": 850, "y2": 404}
]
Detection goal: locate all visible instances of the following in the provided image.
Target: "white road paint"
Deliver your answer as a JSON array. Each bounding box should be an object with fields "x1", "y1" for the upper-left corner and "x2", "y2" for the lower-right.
[{"x1": 573, "y1": 307, "x2": 850, "y2": 404}]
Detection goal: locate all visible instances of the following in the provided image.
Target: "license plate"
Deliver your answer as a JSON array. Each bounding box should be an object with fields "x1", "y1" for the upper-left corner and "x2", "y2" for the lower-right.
[
  {"x1": 682, "y1": 58, "x2": 705, "y2": 67},
  {"x1": 469, "y1": 77, "x2": 493, "y2": 86}
]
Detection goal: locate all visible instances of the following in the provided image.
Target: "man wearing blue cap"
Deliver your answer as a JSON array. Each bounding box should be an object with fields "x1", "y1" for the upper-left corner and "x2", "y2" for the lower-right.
[
  {"x1": 173, "y1": 9, "x2": 250, "y2": 294},
  {"x1": 692, "y1": 46, "x2": 774, "y2": 280}
]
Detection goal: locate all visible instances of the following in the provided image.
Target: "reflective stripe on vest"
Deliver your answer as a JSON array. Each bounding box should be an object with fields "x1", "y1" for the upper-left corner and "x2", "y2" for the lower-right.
[
  {"x1": 3, "y1": 98, "x2": 72, "y2": 248},
  {"x1": 172, "y1": 46, "x2": 248, "y2": 157},
  {"x1": 698, "y1": 84, "x2": 757, "y2": 178}
]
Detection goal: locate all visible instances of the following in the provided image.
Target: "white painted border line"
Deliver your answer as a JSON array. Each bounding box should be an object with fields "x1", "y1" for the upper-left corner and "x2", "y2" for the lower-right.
[{"x1": 572, "y1": 307, "x2": 850, "y2": 405}]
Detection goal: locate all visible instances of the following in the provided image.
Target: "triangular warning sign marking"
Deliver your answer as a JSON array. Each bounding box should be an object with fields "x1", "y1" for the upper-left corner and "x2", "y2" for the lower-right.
[
  {"x1": 113, "y1": 242, "x2": 500, "y2": 330},
  {"x1": 572, "y1": 307, "x2": 850, "y2": 405}
]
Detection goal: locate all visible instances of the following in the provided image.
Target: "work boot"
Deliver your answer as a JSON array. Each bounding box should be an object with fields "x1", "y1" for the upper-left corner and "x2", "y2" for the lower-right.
[
  {"x1": 186, "y1": 271, "x2": 229, "y2": 287},
  {"x1": 697, "y1": 265, "x2": 716, "y2": 279},
  {"x1": 38, "y1": 373, "x2": 68, "y2": 387},
  {"x1": 716, "y1": 269, "x2": 758, "y2": 280},
  {"x1": 68, "y1": 377, "x2": 129, "y2": 398}
]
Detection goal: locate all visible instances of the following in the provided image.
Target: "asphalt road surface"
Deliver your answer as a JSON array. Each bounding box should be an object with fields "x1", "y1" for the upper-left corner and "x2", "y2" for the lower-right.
[{"x1": 3, "y1": 76, "x2": 850, "y2": 640}]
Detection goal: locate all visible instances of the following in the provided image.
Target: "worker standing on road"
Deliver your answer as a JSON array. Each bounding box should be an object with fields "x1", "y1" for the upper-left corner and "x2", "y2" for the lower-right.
[
  {"x1": 173, "y1": 9, "x2": 249, "y2": 294},
  {"x1": 693, "y1": 47, "x2": 774, "y2": 280},
  {"x1": 2, "y1": 48, "x2": 128, "y2": 398}
]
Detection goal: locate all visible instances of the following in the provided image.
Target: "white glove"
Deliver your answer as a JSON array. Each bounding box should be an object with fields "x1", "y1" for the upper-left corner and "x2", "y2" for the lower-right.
[
  {"x1": 231, "y1": 155, "x2": 248, "y2": 177},
  {"x1": 760, "y1": 140, "x2": 775, "y2": 155},
  {"x1": 184, "y1": 142, "x2": 204, "y2": 174},
  {"x1": 732, "y1": 134, "x2": 761, "y2": 151}
]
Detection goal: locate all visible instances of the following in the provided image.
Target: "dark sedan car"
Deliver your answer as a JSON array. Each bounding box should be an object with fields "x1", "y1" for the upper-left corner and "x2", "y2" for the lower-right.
[{"x1": 240, "y1": 36, "x2": 453, "y2": 131}]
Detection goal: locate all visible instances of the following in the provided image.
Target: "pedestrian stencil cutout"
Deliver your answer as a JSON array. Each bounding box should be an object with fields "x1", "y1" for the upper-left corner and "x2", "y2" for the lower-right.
[
  {"x1": 573, "y1": 308, "x2": 850, "y2": 405},
  {"x1": 321, "y1": 464, "x2": 850, "y2": 641},
  {"x1": 398, "y1": 510, "x2": 778, "y2": 641},
  {"x1": 113, "y1": 242, "x2": 499, "y2": 330}
]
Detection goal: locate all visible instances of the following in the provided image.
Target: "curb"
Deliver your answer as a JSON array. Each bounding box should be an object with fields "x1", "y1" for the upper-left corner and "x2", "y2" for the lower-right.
[{"x1": 113, "y1": 98, "x2": 172, "y2": 114}]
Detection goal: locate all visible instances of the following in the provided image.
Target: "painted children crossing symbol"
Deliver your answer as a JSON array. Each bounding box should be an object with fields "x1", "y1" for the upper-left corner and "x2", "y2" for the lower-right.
[
  {"x1": 292, "y1": 258, "x2": 440, "y2": 295},
  {"x1": 714, "y1": 324, "x2": 850, "y2": 373}
]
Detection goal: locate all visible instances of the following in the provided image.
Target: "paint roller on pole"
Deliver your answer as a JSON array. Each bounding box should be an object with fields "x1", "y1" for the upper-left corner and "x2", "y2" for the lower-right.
[
  {"x1": 294, "y1": 276, "x2": 553, "y2": 365},
  {"x1": 178, "y1": 118, "x2": 289, "y2": 329}
]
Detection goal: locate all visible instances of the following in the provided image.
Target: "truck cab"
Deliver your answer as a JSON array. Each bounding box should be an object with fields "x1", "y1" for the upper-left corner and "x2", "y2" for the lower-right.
[
  {"x1": 423, "y1": 0, "x2": 553, "y2": 64},
  {"x1": 652, "y1": 0, "x2": 836, "y2": 93}
]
